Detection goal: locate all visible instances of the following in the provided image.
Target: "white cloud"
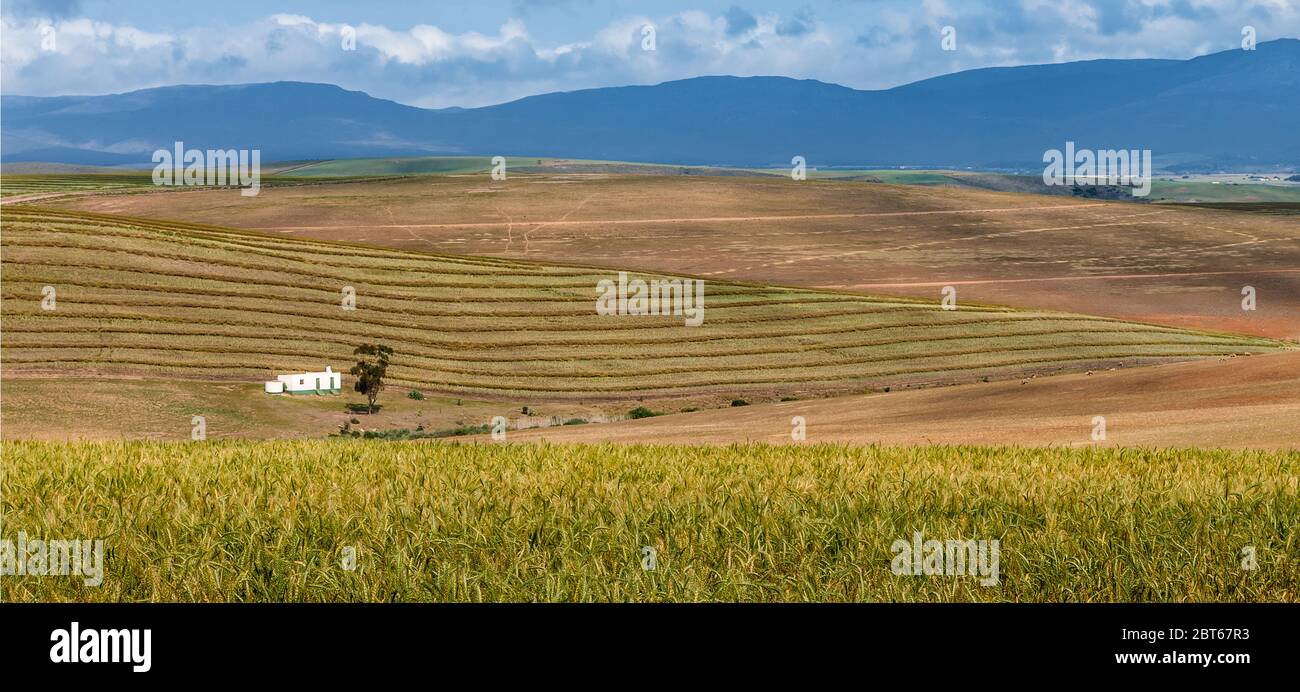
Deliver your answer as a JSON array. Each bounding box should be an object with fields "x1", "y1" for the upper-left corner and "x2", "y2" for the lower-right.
[{"x1": 2, "y1": 3, "x2": 1298, "y2": 107}]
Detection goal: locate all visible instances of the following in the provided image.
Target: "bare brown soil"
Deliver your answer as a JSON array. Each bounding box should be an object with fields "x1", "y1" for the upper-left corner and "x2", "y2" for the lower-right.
[
  {"x1": 49, "y1": 174, "x2": 1300, "y2": 340},
  {"x1": 13, "y1": 174, "x2": 1294, "y2": 447},
  {"x1": 484, "y1": 351, "x2": 1300, "y2": 450}
]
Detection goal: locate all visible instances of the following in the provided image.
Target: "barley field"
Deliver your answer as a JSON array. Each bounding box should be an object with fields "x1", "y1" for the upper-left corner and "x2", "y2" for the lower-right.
[
  {"x1": 1, "y1": 206, "x2": 1284, "y2": 401},
  {"x1": 1, "y1": 440, "x2": 1295, "y2": 602}
]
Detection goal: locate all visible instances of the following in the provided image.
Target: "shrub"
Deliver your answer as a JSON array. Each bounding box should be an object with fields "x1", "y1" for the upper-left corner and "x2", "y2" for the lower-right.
[
  {"x1": 731, "y1": 399, "x2": 749, "y2": 407},
  {"x1": 434, "y1": 423, "x2": 492, "y2": 438},
  {"x1": 339, "y1": 423, "x2": 494, "y2": 440},
  {"x1": 627, "y1": 406, "x2": 661, "y2": 419},
  {"x1": 408, "y1": 390, "x2": 424, "y2": 400}
]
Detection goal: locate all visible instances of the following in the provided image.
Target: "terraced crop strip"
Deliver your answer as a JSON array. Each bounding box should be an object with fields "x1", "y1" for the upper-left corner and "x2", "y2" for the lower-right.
[
  {"x1": 0, "y1": 173, "x2": 159, "y2": 197},
  {"x1": 0, "y1": 172, "x2": 376, "y2": 199},
  {"x1": 1, "y1": 207, "x2": 1286, "y2": 400}
]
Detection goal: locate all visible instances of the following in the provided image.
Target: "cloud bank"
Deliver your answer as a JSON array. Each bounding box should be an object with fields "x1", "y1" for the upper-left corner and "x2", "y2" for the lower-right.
[{"x1": 3, "y1": 1, "x2": 1297, "y2": 108}]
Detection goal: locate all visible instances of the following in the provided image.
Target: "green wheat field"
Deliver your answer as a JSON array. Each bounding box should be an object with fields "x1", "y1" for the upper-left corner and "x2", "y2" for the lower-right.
[{"x1": 2, "y1": 440, "x2": 1295, "y2": 602}]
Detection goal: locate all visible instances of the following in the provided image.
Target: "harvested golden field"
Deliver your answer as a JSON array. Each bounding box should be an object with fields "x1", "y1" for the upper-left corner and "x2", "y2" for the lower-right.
[
  {"x1": 46, "y1": 174, "x2": 1300, "y2": 340},
  {"x1": 4, "y1": 206, "x2": 1280, "y2": 405},
  {"x1": 3, "y1": 440, "x2": 1295, "y2": 602}
]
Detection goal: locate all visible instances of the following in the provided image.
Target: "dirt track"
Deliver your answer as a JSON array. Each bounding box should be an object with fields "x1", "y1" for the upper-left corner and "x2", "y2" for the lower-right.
[{"x1": 251, "y1": 203, "x2": 1100, "y2": 230}]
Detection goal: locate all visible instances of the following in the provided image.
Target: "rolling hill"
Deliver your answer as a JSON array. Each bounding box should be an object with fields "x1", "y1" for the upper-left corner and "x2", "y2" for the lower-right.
[
  {"x1": 0, "y1": 206, "x2": 1285, "y2": 403},
  {"x1": 46, "y1": 172, "x2": 1300, "y2": 341},
  {"x1": 3, "y1": 39, "x2": 1297, "y2": 169}
]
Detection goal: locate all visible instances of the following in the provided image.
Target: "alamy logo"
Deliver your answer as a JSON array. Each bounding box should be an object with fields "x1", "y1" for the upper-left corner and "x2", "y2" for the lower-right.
[
  {"x1": 0, "y1": 532, "x2": 103, "y2": 587},
  {"x1": 50, "y1": 622, "x2": 151, "y2": 673},
  {"x1": 891, "y1": 532, "x2": 1000, "y2": 586},
  {"x1": 596, "y1": 272, "x2": 705, "y2": 326},
  {"x1": 152, "y1": 141, "x2": 261, "y2": 196},
  {"x1": 1043, "y1": 141, "x2": 1152, "y2": 197}
]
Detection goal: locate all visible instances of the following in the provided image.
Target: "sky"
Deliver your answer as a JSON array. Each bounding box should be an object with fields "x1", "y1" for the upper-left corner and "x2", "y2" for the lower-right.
[{"x1": 2, "y1": 0, "x2": 1297, "y2": 108}]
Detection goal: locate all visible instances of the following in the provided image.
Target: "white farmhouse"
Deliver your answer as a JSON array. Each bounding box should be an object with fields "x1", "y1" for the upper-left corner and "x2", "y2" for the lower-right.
[{"x1": 264, "y1": 366, "x2": 342, "y2": 395}]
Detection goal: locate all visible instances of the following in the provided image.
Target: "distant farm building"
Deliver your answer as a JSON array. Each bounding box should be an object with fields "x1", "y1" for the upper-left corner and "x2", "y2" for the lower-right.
[{"x1": 265, "y1": 366, "x2": 342, "y2": 395}]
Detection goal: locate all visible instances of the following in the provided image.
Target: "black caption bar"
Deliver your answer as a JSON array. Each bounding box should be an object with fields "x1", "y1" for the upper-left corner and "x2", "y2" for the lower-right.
[{"x1": 0, "y1": 603, "x2": 1290, "y2": 680}]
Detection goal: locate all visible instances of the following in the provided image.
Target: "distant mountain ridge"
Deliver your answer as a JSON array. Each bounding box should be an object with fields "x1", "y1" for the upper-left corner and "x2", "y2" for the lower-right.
[{"x1": 3, "y1": 39, "x2": 1297, "y2": 170}]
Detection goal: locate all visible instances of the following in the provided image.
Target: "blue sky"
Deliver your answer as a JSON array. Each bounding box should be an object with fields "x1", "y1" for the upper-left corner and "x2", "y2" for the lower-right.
[{"x1": 3, "y1": 0, "x2": 1297, "y2": 107}]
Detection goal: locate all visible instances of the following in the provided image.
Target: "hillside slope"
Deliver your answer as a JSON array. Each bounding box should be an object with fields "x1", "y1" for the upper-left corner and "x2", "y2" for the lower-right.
[{"x1": 0, "y1": 206, "x2": 1285, "y2": 402}]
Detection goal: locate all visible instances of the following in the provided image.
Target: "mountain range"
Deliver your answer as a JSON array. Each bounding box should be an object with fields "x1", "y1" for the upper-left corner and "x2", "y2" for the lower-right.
[{"x1": 2, "y1": 39, "x2": 1297, "y2": 170}]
